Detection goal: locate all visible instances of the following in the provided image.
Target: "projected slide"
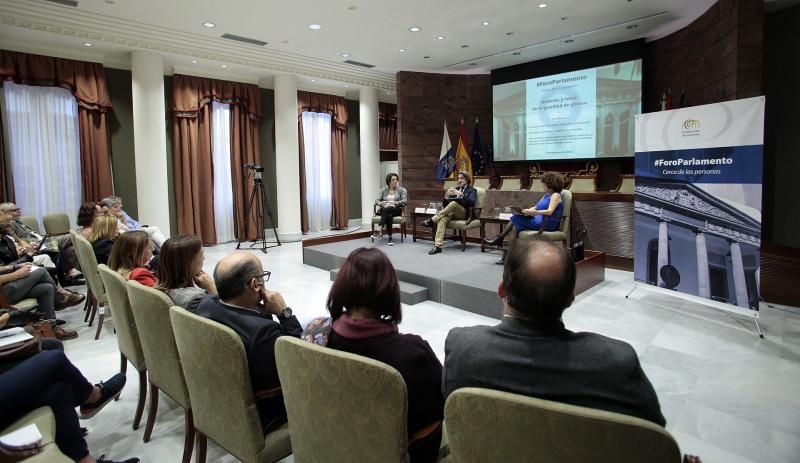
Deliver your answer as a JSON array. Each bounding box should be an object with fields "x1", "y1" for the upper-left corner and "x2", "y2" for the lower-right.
[{"x1": 493, "y1": 59, "x2": 641, "y2": 161}]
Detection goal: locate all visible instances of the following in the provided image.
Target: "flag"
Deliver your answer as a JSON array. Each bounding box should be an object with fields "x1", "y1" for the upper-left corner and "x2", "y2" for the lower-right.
[
  {"x1": 437, "y1": 122, "x2": 456, "y2": 180},
  {"x1": 471, "y1": 119, "x2": 486, "y2": 175},
  {"x1": 454, "y1": 120, "x2": 473, "y2": 178}
]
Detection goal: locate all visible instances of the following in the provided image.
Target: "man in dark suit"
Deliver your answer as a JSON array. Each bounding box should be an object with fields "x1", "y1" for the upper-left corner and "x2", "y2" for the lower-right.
[
  {"x1": 442, "y1": 238, "x2": 666, "y2": 426},
  {"x1": 196, "y1": 252, "x2": 301, "y2": 434},
  {"x1": 422, "y1": 171, "x2": 478, "y2": 255}
]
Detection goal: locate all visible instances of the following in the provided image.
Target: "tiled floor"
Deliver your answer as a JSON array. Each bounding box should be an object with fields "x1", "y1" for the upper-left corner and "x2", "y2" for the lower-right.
[{"x1": 56, "y1": 240, "x2": 800, "y2": 463}]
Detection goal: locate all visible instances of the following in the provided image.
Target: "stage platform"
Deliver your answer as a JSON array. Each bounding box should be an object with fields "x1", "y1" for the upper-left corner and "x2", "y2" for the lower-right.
[{"x1": 303, "y1": 237, "x2": 605, "y2": 318}]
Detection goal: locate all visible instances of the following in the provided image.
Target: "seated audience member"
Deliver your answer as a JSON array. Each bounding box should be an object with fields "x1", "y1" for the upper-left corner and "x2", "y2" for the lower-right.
[
  {"x1": 0, "y1": 350, "x2": 138, "y2": 463},
  {"x1": 99, "y1": 196, "x2": 166, "y2": 248},
  {"x1": 373, "y1": 173, "x2": 408, "y2": 246},
  {"x1": 325, "y1": 247, "x2": 444, "y2": 462},
  {"x1": 443, "y1": 238, "x2": 666, "y2": 426},
  {"x1": 89, "y1": 215, "x2": 120, "y2": 266},
  {"x1": 196, "y1": 252, "x2": 301, "y2": 434},
  {"x1": 77, "y1": 202, "x2": 103, "y2": 240},
  {"x1": 421, "y1": 171, "x2": 477, "y2": 255},
  {"x1": 155, "y1": 235, "x2": 216, "y2": 311},
  {"x1": 108, "y1": 231, "x2": 156, "y2": 287}
]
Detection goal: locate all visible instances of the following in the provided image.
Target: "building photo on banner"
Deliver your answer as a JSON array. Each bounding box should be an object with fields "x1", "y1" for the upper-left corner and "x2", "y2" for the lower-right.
[{"x1": 632, "y1": 97, "x2": 765, "y2": 334}]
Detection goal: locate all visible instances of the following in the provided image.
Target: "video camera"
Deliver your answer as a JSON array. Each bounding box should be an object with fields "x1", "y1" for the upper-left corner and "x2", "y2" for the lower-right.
[{"x1": 243, "y1": 163, "x2": 265, "y2": 173}]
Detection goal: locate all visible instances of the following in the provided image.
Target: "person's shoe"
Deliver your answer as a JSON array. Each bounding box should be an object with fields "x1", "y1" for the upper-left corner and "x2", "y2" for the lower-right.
[
  {"x1": 80, "y1": 373, "x2": 127, "y2": 419},
  {"x1": 62, "y1": 276, "x2": 86, "y2": 286},
  {"x1": 496, "y1": 251, "x2": 507, "y2": 265},
  {"x1": 55, "y1": 319, "x2": 66, "y2": 326},
  {"x1": 483, "y1": 235, "x2": 503, "y2": 246},
  {"x1": 96, "y1": 455, "x2": 139, "y2": 463},
  {"x1": 421, "y1": 219, "x2": 434, "y2": 228},
  {"x1": 371, "y1": 230, "x2": 381, "y2": 239},
  {"x1": 428, "y1": 246, "x2": 442, "y2": 255},
  {"x1": 387, "y1": 237, "x2": 394, "y2": 246},
  {"x1": 55, "y1": 292, "x2": 86, "y2": 311},
  {"x1": 54, "y1": 326, "x2": 78, "y2": 340}
]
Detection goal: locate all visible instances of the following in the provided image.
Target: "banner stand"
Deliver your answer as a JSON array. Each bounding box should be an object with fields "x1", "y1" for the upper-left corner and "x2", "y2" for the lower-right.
[{"x1": 625, "y1": 283, "x2": 763, "y2": 338}]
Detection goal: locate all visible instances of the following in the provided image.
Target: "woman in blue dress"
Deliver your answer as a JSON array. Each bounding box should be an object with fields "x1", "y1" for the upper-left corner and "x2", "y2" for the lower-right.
[{"x1": 483, "y1": 172, "x2": 565, "y2": 247}]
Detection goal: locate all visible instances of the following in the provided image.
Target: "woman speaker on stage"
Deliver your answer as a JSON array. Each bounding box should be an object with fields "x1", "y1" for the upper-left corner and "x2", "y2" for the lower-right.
[{"x1": 374, "y1": 173, "x2": 408, "y2": 246}]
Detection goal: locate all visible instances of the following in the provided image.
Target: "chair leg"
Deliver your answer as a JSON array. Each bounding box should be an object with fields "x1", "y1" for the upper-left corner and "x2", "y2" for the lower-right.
[
  {"x1": 461, "y1": 231, "x2": 467, "y2": 251},
  {"x1": 182, "y1": 408, "x2": 195, "y2": 463},
  {"x1": 120, "y1": 352, "x2": 128, "y2": 375},
  {"x1": 143, "y1": 383, "x2": 159, "y2": 443},
  {"x1": 84, "y1": 291, "x2": 95, "y2": 323},
  {"x1": 133, "y1": 370, "x2": 147, "y2": 430},
  {"x1": 195, "y1": 432, "x2": 207, "y2": 463},
  {"x1": 401, "y1": 222, "x2": 406, "y2": 243},
  {"x1": 94, "y1": 305, "x2": 105, "y2": 340}
]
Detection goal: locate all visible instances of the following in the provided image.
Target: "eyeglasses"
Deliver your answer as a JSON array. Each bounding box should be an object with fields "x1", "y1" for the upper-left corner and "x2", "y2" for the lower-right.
[
  {"x1": 254, "y1": 270, "x2": 271, "y2": 283},
  {"x1": 6, "y1": 208, "x2": 20, "y2": 212}
]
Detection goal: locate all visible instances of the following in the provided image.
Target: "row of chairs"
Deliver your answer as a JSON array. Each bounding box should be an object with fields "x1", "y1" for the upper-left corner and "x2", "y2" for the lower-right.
[
  {"x1": 17, "y1": 213, "x2": 71, "y2": 236},
  {"x1": 443, "y1": 174, "x2": 635, "y2": 193}
]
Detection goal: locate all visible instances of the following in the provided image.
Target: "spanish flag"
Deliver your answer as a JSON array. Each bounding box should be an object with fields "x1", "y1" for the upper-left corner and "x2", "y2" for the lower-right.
[{"x1": 453, "y1": 120, "x2": 473, "y2": 179}]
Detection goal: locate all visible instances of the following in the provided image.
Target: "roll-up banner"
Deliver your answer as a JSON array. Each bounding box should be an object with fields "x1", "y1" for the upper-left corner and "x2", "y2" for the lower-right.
[{"x1": 633, "y1": 97, "x2": 765, "y2": 313}]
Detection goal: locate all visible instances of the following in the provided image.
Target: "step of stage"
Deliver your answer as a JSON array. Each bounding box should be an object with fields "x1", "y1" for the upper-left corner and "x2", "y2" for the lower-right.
[{"x1": 329, "y1": 268, "x2": 428, "y2": 305}]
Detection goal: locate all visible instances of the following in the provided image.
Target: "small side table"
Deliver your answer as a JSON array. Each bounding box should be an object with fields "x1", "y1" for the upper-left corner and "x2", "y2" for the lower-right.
[
  {"x1": 411, "y1": 211, "x2": 436, "y2": 242},
  {"x1": 479, "y1": 216, "x2": 510, "y2": 252}
]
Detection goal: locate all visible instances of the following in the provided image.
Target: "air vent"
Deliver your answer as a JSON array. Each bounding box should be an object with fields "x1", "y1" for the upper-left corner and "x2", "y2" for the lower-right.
[
  {"x1": 44, "y1": 0, "x2": 79, "y2": 6},
  {"x1": 343, "y1": 59, "x2": 375, "y2": 69},
  {"x1": 221, "y1": 33, "x2": 267, "y2": 47}
]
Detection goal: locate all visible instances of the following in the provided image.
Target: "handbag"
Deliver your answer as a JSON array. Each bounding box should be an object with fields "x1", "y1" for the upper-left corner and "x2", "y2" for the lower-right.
[{"x1": 301, "y1": 316, "x2": 332, "y2": 346}]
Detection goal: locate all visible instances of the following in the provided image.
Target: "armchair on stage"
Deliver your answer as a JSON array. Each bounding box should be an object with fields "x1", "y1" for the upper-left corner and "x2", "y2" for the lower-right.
[
  {"x1": 445, "y1": 187, "x2": 486, "y2": 252},
  {"x1": 517, "y1": 189, "x2": 572, "y2": 249},
  {"x1": 371, "y1": 204, "x2": 407, "y2": 243}
]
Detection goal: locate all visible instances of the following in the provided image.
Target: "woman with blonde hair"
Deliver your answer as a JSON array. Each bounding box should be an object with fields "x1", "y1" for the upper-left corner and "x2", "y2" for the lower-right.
[
  {"x1": 89, "y1": 215, "x2": 119, "y2": 266},
  {"x1": 108, "y1": 231, "x2": 156, "y2": 287},
  {"x1": 155, "y1": 235, "x2": 216, "y2": 311}
]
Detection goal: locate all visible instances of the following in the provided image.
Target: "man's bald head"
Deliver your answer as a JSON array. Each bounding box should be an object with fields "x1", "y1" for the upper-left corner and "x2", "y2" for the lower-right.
[
  {"x1": 214, "y1": 252, "x2": 263, "y2": 301},
  {"x1": 502, "y1": 238, "x2": 576, "y2": 321}
]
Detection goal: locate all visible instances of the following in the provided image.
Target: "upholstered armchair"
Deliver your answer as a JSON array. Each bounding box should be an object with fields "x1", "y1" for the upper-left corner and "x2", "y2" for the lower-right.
[
  {"x1": 69, "y1": 230, "x2": 108, "y2": 339},
  {"x1": 444, "y1": 187, "x2": 486, "y2": 251},
  {"x1": 517, "y1": 189, "x2": 572, "y2": 249}
]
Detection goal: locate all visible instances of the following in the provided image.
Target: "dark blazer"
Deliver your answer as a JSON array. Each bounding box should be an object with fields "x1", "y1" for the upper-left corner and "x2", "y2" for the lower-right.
[
  {"x1": 91, "y1": 238, "x2": 114, "y2": 266},
  {"x1": 443, "y1": 185, "x2": 477, "y2": 210},
  {"x1": 196, "y1": 296, "x2": 302, "y2": 433},
  {"x1": 443, "y1": 317, "x2": 666, "y2": 426}
]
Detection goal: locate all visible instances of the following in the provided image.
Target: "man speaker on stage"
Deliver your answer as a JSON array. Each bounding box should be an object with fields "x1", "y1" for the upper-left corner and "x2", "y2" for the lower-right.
[{"x1": 422, "y1": 171, "x2": 477, "y2": 255}]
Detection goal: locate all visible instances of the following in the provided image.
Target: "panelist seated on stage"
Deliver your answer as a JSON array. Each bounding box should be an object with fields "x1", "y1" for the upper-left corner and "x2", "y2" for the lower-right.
[
  {"x1": 422, "y1": 171, "x2": 477, "y2": 255},
  {"x1": 483, "y1": 171, "x2": 565, "y2": 248},
  {"x1": 374, "y1": 172, "x2": 408, "y2": 246}
]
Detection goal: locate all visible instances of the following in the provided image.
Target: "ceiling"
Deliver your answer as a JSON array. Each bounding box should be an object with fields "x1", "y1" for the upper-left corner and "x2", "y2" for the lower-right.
[{"x1": 0, "y1": 0, "x2": 772, "y2": 99}]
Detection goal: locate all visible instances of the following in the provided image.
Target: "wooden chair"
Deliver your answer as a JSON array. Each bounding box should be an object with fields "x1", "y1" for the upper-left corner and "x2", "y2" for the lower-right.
[
  {"x1": 126, "y1": 282, "x2": 194, "y2": 463},
  {"x1": 371, "y1": 205, "x2": 407, "y2": 243},
  {"x1": 444, "y1": 187, "x2": 486, "y2": 251},
  {"x1": 499, "y1": 176, "x2": 521, "y2": 190},
  {"x1": 170, "y1": 307, "x2": 292, "y2": 463},
  {"x1": 518, "y1": 189, "x2": 572, "y2": 248},
  {"x1": 615, "y1": 174, "x2": 635, "y2": 193},
  {"x1": 98, "y1": 264, "x2": 148, "y2": 431},
  {"x1": 445, "y1": 388, "x2": 681, "y2": 463},
  {"x1": 69, "y1": 230, "x2": 108, "y2": 339}
]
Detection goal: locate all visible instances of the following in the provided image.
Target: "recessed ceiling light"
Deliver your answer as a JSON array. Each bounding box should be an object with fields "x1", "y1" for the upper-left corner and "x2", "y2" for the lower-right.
[
  {"x1": 202, "y1": 22, "x2": 216, "y2": 28},
  {"x1": 344, "y1": 84, "x2": 349, "y2": 87},
  {"x1": 423, "y1": 55, "x2": 431, "y2": 59},
  {"x1": 538, "y1": 3, "x2": 548, "y2": 8},
  {"x1": 506, "y1": 31, "x2": 514, "y2": 36},
  {"x1": 437, "y1": 36, "x2": 445, "y2": 40},
  {"x1": 409, "y1": 26, "x2": 421, "y2": 32},
  {"x1": 309, "y1": 24, "x2": 322, "y2": 30},
  {"x1": 220, "y1": 64, "x2": 228, "y2": 68},
  {"x1": 561, "y1": 16, "x2": 568, "y2": 21},
  {"x1": 311, "y1": 79, "x2": 316, "y2": 82},
  {"x1": 481, "y1": 21, "x2": 491, "y2": 26},
  {"x1": 399, "y1": 48, "x2": 407, "y2": 53},
  {"x1": 83, "y1": 42, "x2": 93, "y2": 47},
  {"x1": 341, "y1": 53, "x2": 351, "y2": 58},
  {"x1": 460, "y1": 44, "x2": 469, "y2": 48},
  {"x1": 564, "y1": 39, "x2": 574, "y2": 43},
  {"x1": 512, "y1": 52, "x2": 521, "y2": 56},
  {"x1": 347, "y1": 5, "x2": 356, "y2": 10},
  {"x1": 627, "y1": 24, "x2": 638, "y2": 29},
  {"x1": 191, "y1": 60, "x2": 198, "y2": 63}
]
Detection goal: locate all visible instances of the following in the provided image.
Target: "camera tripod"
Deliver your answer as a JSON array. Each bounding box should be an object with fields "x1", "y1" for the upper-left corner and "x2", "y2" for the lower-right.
[{"x1": 237, "y1": 170, "x2": 281, "y2": 253}]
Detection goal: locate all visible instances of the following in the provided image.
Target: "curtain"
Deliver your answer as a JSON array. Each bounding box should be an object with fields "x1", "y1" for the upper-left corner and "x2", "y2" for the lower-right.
[
  {"x1": 0, "y1": 50, "x2": 113, "y2": 202},
  {"x1": 170, "y1": 74, "x2": 262, "y2": 244},
  {"x1": 379, "y1": 102, "x2": 397, "y2": 150},
  {"x1": 301, "y1": 112, "x2": 333, "y2": 232},
  {"x1": 296, "y1": 91, "x2": 348, "y2": 232},
  {"x1": 211, "y1": 102, "x2": 235, "y2": 242},
  {"x1": 3, "y1": 82, "x2": 82, "y2": 225}
]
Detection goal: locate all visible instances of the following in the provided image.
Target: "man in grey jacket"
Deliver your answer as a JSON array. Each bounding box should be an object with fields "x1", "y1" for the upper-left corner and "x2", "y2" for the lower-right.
[{"x1": 442, "y1": 238, "x2": 666, "y2": 426}]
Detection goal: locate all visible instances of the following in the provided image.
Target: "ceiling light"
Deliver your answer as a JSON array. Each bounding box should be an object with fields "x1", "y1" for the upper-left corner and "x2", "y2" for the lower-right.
[
  {"x1": 202, "y1": 22, "x2": 216, "y2": 28},
  {"x1": 627, "y1": 24, "x2": 638, "y2": 29},
  {"x1": 506, "y1": 32, "x2": 514, "y2": 36},
  {"x1": 437, "y1": 36, "x2": 445, "y2": 40},
  {"x1": 83, "y1": 42, "x2": 93, "y2": 47},
  {"x1": 220, "y1": 64, "x2": 228, "y2": 68},
  {"x1": 564, "y1": 39, "x2": 574, "y2": 43},
  {"x1": 347, "y1": 6, "x2": 356, "y2": 10},
  {"x1": 468, "y1": 63, "x2": 477, "y2": 66},
  {"x1": 399, "y1": 48, "x2": 407, "y2": 53},
  {"x1": 344, "y1": 84, "x2": 349, "y2": 87},
  {"x1": 409, "y1": 26, "x2": 421, "y2": 32},
  {"x1": 311, "y1": 79, "x2": 316, "y2": 82},
  {"x1": 561, "y1": 16, "x2": 568, "y2": 21},
  {"x1": 460, "y1": 44, "x2": 469, "y2": 48},
  {"x1": 538, "y1": 3, "x2": 548, "y2": 8},
  {"x1": 423, "y1": 55, "x2": 431, "y2": 59},
  {"x1": 512, "y1": 52, "x2": 521, "y2": 55},
  {"x1": 341, "y1": 53, "x2": 351, "y2": 58},
  {"x1": 191, "y1": 60, "x2": 198, "y2": 63},
  {"x1": 309, "y1": 24, "x2": 322, "y2": 30},
  {"x1": 481, "y1": 21, "x2": 490, "y2": 26}
]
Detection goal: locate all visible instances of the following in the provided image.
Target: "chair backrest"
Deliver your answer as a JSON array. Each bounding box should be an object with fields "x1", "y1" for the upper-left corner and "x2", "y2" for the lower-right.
[
  {"x1": 558, "y1": 189, "x2": 572, "y2": 234},
  {"x1": 19, "y1": 216, "x2": 40, "y2": 234},
  {"x1": 443, "y1": 179, "x2": 458, "y2": 190},
  {"x1": 275, "y1": 336, "x2": 409, "y2": 462},
  {"x1": 472, "y1": 176, "x2": 491, "y2": 190},
  {"x1": 70, "y1": 230, "x2": 106, "y2": 302},
  {"x1": 98, "y1": 265, "x2": 146, "y2": 372},
  {"x1": 567, "y1": 174, "x2": 598, "y2": 193},
  {"x1": 42, "y1": 213, "x2": 71, "y2": 235},
  {"x1": 126, "y1": 282, "x2": 190, "y2": 408},
  {"x1": 499, "y1": 176, "x2": 521, "y2": 190},
  {"x1": 445, "y1": 388, "x2": 681, "y2": 463},
  {"x1": 616, "y1": 174, "x2": 635, "y2": 193},
  {"x1": 170, "y1": 307, "x2": 267, "y2": 462}
]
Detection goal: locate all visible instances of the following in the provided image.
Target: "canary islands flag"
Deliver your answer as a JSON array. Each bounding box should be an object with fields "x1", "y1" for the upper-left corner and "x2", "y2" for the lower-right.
[
  {"x1": 437, "y1": 122, "x2": 456, "y2": 180},
  {"x1": 454, "y1": 122, "x2": 473, "y2": 178}
]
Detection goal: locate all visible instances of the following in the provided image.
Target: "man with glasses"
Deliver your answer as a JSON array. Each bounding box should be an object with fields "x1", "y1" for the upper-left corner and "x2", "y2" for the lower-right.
[{"x1": 196, "y1": 252, "x2": 301, "y2": 434}]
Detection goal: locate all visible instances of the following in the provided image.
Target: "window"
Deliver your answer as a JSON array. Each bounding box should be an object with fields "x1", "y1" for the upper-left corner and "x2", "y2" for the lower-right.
[
  {"x1": 211, "y1": 101, "x2": 235, "y2": 242},
  {"x1": 301, "y1": 111, "x2": 332, "y2": 232},
  {"x1": 2, "y1": 81, "x2": 82, "y2": 225}
]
